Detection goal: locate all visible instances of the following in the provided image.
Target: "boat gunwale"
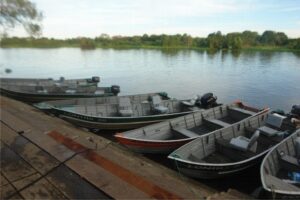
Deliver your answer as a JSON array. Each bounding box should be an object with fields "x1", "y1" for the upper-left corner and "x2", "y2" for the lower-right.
[
  {"x1": 260, "y1": 129, "x2": 300, "y2": 196},
  {"x1": 0, "y1": 86, "x2": 113, "y2": 97},
  {"x1": 167, "y1": 108, "x2": 277, "y2": 167},
  {"x1": 53, "y1": 106, "x2": 199, "y2": 120},
  {"x1": 116, "y1": 103, "x2": 268, "y2": 143}
]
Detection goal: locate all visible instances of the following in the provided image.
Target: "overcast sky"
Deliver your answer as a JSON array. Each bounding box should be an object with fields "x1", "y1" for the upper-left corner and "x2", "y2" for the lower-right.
[{"x1": 11, "y1": 0, "x2": 300, "y2": 38}]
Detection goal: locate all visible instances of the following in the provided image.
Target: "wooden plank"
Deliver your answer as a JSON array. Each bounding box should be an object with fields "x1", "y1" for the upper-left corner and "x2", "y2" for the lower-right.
[
  {"x1": 1, "y1": 123, "x2": 62, "y2": 174},
  {"x1": 66, "y1": 155, "x2": 148, "y2": 199},
  {"x1": 46, "y1": 165, "x2": 111, "y2": 199},
  {"x1": 0, "y1": 109, "x2": 32, "y2": 133},
  {"x1": 12, "y1": 173, "x2": 41, "y2": 191},
  {"x1": 98, "y1": 144, "x2": 214, "y2": 199},
  {"x1": 1, "y1": 122, "x2": 20, "y2": 145},
  {"x1": 47, "y1": 131, "x2": 184, "y2": 199},
  {"x1": 1, "y1": 143, "x2": 39, "y2": 183},
  {"x1": 7, "y1": 194, "x2": 24, "y2": 200},
  {"x1": 1, "y1": 174, "x2": 18, "y2": 199},
  {"x1": 23, "y1": 130, "x2": 75, "y2": 162},
  {"x1": 20, "y1": 178, "x2": 68, "y2": 199}
]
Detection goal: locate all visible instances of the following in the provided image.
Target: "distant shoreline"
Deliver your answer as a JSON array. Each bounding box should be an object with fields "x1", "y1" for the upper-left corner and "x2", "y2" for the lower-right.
[
  {"x1": 1, "y1": 31, "x2": 299, "y2": 52},
  {"x1": 1, "y1": 45, "x2": 299, "y2": 52}
]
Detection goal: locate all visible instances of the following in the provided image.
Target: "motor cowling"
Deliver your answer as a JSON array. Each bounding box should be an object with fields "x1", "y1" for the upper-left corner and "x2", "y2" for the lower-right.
[
  {"x1": 91, "y1": 76, "x2": 100, "y2": 83},
  {"x1": 199, "y1": 93, "x2": 217, "y2": 108},
  {"x1": 291, "y1": 105, "x2": 300, "y2": 117},
  {"x1": 111, "y1": 85, "x2": 120, "y2": 95}
]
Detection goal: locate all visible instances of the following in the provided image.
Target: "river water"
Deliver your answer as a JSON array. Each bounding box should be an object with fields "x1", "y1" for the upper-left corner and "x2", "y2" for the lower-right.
[
  {"x1": 1, "y1": 48, "x2": 299, "y2": 111},
  {"x1": 1, "y1": 48, "x2": 300, "y2": 194}
]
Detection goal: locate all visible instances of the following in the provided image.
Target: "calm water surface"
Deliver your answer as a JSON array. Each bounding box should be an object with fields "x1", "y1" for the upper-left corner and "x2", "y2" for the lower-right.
[{"x1": 0, "y1": 48, "x2": 299, "y2": 111}]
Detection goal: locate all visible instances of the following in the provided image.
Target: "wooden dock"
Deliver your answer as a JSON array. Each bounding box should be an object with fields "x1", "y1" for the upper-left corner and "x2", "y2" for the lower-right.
[{"x1": 1, "y1": 96, "x2": 251, "y2": 199}]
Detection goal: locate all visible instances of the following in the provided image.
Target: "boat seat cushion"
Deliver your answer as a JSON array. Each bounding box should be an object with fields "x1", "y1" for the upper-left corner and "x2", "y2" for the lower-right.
[
  {"x1": 154, "y1": 105, "x2": 169, "y2": 114},
  {"x1": 266, "y1": 113, "x2": 286, "y2": 129},
  {"x1": 151, "y1": 95, "x2": 168, "y2": 114},
  {"x1": 229, "y1": 130, "x2": 260, "y2": 152},
  {"x1": 118, "y1": 97, "x2": 133, "y2": 117},
  {"x1": 216, "y1": 139, "x2": 256, "y2": 161},
  {"x1": 279, "y1": 155, "x2": 300, "y2": 172},
  {"x1": 172, "y1": 128, "x2": 199, "y2": 138}
]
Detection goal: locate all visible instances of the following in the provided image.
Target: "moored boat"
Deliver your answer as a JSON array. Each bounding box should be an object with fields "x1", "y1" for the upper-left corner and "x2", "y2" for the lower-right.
[
  {"x1": 115, "y1": 101, "x2": 267, "y2": 154},
  {"x1": 261, "y1": 129, "x2": 300, "y2": 199},
  {"x1": 35, "y1": 92, "x2": 220, "y2": 130},
  {"x1": 0, "y1": 76, "x2": 120, "y2": 103},
  {"x1": 35, "y1": 92, "x2": 170, "y2": 112},
  {"x1": 168, "y1": 111, "x2": 297, "y2": 179}
]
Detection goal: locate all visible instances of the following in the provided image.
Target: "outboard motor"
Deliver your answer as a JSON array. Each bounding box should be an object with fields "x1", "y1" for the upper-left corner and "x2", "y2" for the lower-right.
[
  {"x1": 291, "y1": 105, "x2": 300, "y2": 117},
  {"x1": 199, "y1": 93, "x2": 217, "y2": 108},
  {"x1": 91, "y1": 76, "x2": 100, "y2": 83},
  {"x1": 87, "y1": 76, "x2": 100, "y2": 83},
  {"x1": 111, "y1": 85, "x2": 120, "y2": 96}
]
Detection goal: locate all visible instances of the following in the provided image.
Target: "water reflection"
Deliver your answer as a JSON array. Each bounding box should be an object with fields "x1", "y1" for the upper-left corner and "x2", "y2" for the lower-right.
[
  {"x1": 160, "y1": 48, "x2": 181, "y2": 56},
  {"x1": 0, "y1": 48, "x2": 299, "y2": 111},
  {"x1": 293, "y1": 51, "x2": 300, "y2": 59},
  {"x1": 231, "y1": 50, "x2": 242, "y2": 58}
]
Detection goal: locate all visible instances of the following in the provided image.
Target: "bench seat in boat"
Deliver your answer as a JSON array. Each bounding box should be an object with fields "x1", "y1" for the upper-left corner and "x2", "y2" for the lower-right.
[
  {"x1": 172, "y1": 128, "x2": 199, "y2": 138},
  {"x1": 205, "y1": 119, "x2": 231, "y2": 128},
  {"x1": 279, "y1": 155, "x2": 300, "y2": 172},
  {"x1": 258, "y1": 126, "x2": 281, "y2": 137},
  {"x1": 216, "y1": 139, "x2": 256, "y2": 162}
]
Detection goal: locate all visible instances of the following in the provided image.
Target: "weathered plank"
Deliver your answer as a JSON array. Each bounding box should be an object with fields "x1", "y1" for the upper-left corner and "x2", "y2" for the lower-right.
[
  {"x1": 20, "y1": 178, "x2": 68, "y2": 199},
  {"x1": 1, "y1": 174, "x2": 17, "y2": 199},
  {"x1": 1, "y1": 142, "x2": 39, "y2": 184},
  {"x1": 46, "y1": 165, "x2": 111, "y2": 199}
]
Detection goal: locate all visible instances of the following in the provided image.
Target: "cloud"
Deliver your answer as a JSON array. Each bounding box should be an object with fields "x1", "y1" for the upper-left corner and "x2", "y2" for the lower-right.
[{"x1": 9, "y1": 0, "x2": 300, "y2": 38}]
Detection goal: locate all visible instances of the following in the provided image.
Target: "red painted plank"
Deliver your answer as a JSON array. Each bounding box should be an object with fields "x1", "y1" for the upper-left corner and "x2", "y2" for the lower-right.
[{"x1": 47, "y1": 130, "x2": 183, "y2": 200}]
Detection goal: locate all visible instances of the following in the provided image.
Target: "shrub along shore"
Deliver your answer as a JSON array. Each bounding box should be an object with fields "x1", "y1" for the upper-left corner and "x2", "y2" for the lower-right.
[{"x1": 1, "y1": 30, "x2": 300, "y2": 51}]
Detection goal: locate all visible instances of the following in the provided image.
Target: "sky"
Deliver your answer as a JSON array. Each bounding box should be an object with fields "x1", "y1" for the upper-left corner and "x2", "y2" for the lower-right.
[{"x1": 10, "y1": 0, "x2": 300, "y2": 38}]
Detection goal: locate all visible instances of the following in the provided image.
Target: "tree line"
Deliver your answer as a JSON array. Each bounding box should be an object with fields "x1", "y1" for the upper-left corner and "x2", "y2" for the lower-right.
[{"x1": 1, "y1": 30, "x2": 300, "y2": 50}]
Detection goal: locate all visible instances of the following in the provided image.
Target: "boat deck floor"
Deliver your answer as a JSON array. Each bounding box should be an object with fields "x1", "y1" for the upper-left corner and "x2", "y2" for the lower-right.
[
  {"x1": 189, "y1": 124, "x2": 218, "y2": 135},
  {"x1": 202, "y1": 152, "x2": 235, "y2": 163},
  {"x1": 1, "y1": 95, "x2": 219, "y2": 199},
  {"x1": 218, "y1": 115, "x2": 242, "y2": 124}
]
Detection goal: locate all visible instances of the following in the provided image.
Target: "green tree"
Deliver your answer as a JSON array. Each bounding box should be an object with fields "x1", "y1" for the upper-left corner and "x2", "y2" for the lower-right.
[
  {"x1": 207, "y1": 31, "x2": 224, "y2": 50},
  {"x1": 275, "y1": 32, "x2": 288, "y2": 46},
  {"x1": 241, "y1": 31, "x2": 259, "y2": 46},
  {"x1": 0, "y1": 0, "x2": 43, "y2": 36},
  {"x1": 225, "y1": 32, "x2": 242, "y2": 49},
  {"x1": 232, "y1": 36, "x2": 242, "y2": 50},
  {"x1": 80, "y1": 38, "x2": 96, "y2": 50},
  {"x1": 260, "y1": 31, "x2": 277, "y2": 45}
]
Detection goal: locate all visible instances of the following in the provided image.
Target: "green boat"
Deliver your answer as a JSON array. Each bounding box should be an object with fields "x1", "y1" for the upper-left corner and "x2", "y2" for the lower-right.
[
  {"x1": 0, "y1": 76, "x2": 120, "y2": 103},
  {"x1": 35, "y1": 92, "x2": 220, "y2": 130}
]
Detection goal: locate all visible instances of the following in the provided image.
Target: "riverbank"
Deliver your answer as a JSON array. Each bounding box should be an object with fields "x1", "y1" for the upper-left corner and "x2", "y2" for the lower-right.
[
  {"x1": 1, "y1": 30, "x2": 299, "y2": 51},
  {"x1": 1, "y1": 44, "x2": 300, "y2": 52}
]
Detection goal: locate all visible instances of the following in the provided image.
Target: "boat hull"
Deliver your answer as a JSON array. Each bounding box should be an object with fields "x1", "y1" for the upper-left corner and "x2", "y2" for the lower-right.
[
  {"x1": 263, "y1": 190, "x2": 300, "y2": 199},
  {"x1": 53, "y1": 109, "x2": 195, "y2": 130},
  {"x1": 171, "y1": 153, "x2": 265, "y2": 179},
  {"x1": 115, "y1": 136, "x2": 193, "y2": 154},
  {"x1": 0, "y1": 87, "x2": 116, "y2": 103}
]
